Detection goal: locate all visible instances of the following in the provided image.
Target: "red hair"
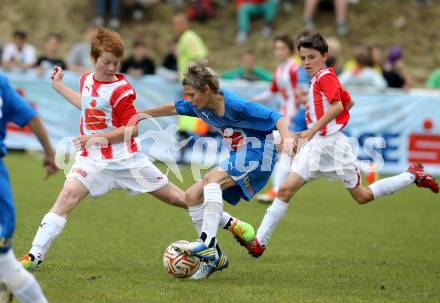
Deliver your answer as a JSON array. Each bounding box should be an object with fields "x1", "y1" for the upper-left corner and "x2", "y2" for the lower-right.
[{"x1": 90, "y1": 27, "x2": 124, "y2": 60}]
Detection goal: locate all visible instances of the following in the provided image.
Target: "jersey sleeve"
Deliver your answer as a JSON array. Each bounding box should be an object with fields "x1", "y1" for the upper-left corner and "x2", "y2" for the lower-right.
[
  {"x1": 1, "y1": 75, "x2": 36, "y2": 127},
  {"x1": 175, "y1": 100, "x2": 198, "y2": 117},
  {"x1": 239, "y1": 101, "x2": 282, "y2": 131},
  {"x1": 318, "y1": 73, "x2": 342, "y2": 103},
  {"x1": 112, "y1": 94, "x2": 138, "y2": 126},
  {"x1": 289, "y1": 66, "x2": 298, "y2": 89},
  {"x1": 270, "y1": 68, "x2": 279, "y2": 93}
]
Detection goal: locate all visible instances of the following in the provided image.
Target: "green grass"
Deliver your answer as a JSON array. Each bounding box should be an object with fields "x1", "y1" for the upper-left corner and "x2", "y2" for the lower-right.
[{"x1": 4, "y1": 152, "x2": 440, "y2": 303}]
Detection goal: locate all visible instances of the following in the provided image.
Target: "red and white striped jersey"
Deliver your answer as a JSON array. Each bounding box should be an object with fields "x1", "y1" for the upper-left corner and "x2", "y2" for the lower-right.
[
  {"x1": 79, "y1": 72, "x2": 139, "y2": 160},
  {"x1": 306, "y1": 68, "x2": 351, "y2": 136},
  {"x1": 270, "y1": 58, "x2": 299, "y2": 120}
]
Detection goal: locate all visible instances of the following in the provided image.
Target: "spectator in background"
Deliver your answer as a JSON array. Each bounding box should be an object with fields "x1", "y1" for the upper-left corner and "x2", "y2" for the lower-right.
[
  {"x1": 343, "y1": 44, "x2": 383, "y2": 74},
  {"x1": 221, "y1": 50, "x2": 272, "y2": 81},
  {"x1": 120, "y1": 40, "x2": 155, "y2": 77},
  {"x1": 67, "y1": 26, "x2": 95, "y2": 74},
  {"x1": 186, "y1": 0, "x2": 216, "y2": 22},
  {"x1": 339, "y1": 45, "x2": 387, "y2": 88},
  {"x1": 35, "y1": 33, "x2": 66, "y2": 76},
  {"x1": 124, "y1": 0, "x2": 160, "y2": 21},
  {"x1": 157, "y1": 38, "x2": 179, "y2": 82},
  {"x1": 172, "y1": 12, "x2": 210, "y2": 162},
  {"x1": 1, "y1": 31, "x2": 36, "y2": 71},
  {"x1": 95, "y1": 0, "x2": 121, "y2": 29},
  {"x1": 303, "y1": 0, "x2": 348, "y2": 36},
  {"x1": 426, "y1": 68, "x2": 440, "y2": 89},
  {"x1": 172, "y1": 12, "x2": 208, "y2": 78},
  {"x1": 382, "y1": 45, "x2": 413, "y2": 89},
  {"x1": 325, "y1": 36, "x2": 341, "y2": 73},
  {"x1": 294, "y1": 30, "x2": 313, "y2": 85},
  {"x1": 236, "y1": 0, "x2": 279, "y2": 44}
]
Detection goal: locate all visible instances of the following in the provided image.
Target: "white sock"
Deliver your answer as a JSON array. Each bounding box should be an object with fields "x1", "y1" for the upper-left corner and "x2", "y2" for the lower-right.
[
  {"x1": 29, "y1": 212, "x2": 67, "y2": 260},
  {"x1": 369, "y1": 172, "x2": 416, "y2": 199},
  {"x1": 0, "y1": 250, "x2": 48, "y2": 303},
  {"x1": 201, "y1": 183, "x2": 223, "y2": 247},
  {"x1": 188, "y1": 206, "x2": 234, "y2": 236},
  {"x1": 272, "y1": 153, "x2": 291, "y2": 192},
  {"x1": 188, "y1": 204, "x2": 204, "y2": 236},
  {"x1": 256, "y1": 198, "x2": 289, "y2": 246},
  {"x1": 219, "y1": 211, "x2": 233, "y2": 229}
]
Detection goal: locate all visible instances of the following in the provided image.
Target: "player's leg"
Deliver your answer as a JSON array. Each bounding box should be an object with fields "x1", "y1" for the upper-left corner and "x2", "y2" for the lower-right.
[
  {"x1": 175, "y1": 167, "x2": 236, "y2": 260},
  {"x1": 253, "y1": 172, "x2": 306, "y2": 253},
  {"x1": 20, "y1": 178, "x2": 89, "y2": 270},
  {"x1": 258, "y1": 152, "x2": 292, "y2": 202},
  {"x1": 149, "y1": 182, "x2": 187, "y2": 209},
  {"x1": 184, "y1": 180, "x2": 255, "y2": 242},
  {"x1": 0, "y1": 250, "x2": 48, "y2": 303},
  {"x1": 347, "y1": 163, "x2": 438, "y2": 204},
  {"x1": 0, "y1": 161, "x2": 48, "y2": 303}
]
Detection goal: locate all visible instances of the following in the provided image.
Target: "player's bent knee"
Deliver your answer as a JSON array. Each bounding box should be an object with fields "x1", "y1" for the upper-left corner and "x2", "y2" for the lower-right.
[
  {"x1": 184, "y1": 190, "x2": 200, "y2": 206},
  {"x1": 353, "y1": 191, "x2": 373, "y2": 204},
  {"x1": 277, "y1": 184, "x2": 295, "y2": 202},
  {"x1": 56, "y1": 188, "x2": 82, "y2": 210}
]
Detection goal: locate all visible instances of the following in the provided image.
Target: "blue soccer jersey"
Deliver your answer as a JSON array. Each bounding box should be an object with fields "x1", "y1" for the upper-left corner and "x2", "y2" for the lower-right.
[
  {"x1": 0, "y1": 73, "x2": 36, "y2": 158},
  {"x1": 0, "y1": 73, "x2": 36, "y2": 253},
  {"x1": 175, "y1": 88, "x2": 282, "y2": 204}
]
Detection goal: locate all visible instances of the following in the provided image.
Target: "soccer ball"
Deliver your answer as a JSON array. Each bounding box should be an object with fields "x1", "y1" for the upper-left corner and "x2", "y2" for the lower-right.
[{"x1": 163, "y1": 240, "x2": 201, "y2": 278}]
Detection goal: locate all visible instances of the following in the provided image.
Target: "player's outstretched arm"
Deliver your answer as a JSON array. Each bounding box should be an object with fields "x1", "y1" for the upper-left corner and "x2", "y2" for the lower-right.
[
  {"x1": 301, "y1": 101, "x2": 344, "y2": 140},
  {"x1": 51, "y1": 66, "x2": 81, "y2": 109},
  {"x1": 27, "y1": 116, "x2": 59, "y2": 179},
  {"x1": 138, "y1": 103, "x2": 177, "y2": 120}
]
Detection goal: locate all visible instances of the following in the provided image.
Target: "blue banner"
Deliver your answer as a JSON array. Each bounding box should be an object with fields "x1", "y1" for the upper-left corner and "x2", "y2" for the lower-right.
[{"x1": 3, "y1": 70, "x2": 440, "y2": 175}]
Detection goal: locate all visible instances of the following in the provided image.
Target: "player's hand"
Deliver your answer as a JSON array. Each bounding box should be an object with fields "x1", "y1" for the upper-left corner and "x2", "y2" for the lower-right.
[
  {"x1": 50, "y1": 66, "x2": 64, "y2": 84},
  {"x1": 42, "y1": 153, "x2": 59, "y2": 180},
  {"x1": 282, "y1": 136, "x2": 296, "y2": 157},
  {"x1": 299, "y1": 129, "x2": 315, "y2": 141},
  {"x1": 73, "y1": 135, "x2": 92, "y2": 151},
  {"x1": 73, "y1": 135, "x2": 108, "y2": 151}
]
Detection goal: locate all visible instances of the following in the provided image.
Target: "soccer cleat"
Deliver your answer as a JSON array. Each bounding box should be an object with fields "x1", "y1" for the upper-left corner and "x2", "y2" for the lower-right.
[
  {"x1": 407, "y1": 163, "x2": 439, "y2": 193},
  {"x1": 256, "y1": 188, "x2": 277, "y2": 203},
  {"x1": 172, "y1": 240, "x2": 216, "y2": 262},
  {"x1": 229, "y1": 219, "x2": 265, "y2": 257},
  {"x1": 190, "y1": 252, "x2": 229, "y2": 280},
  {"x1": 237, "y1": 236, "x2": 266, "y2": 258},
  {"x1": 229, "y1": 218, "x2": 256, "y2": 243},
  {"x1": 18, "y1": 253, "x2": 42, "y2": 271}
]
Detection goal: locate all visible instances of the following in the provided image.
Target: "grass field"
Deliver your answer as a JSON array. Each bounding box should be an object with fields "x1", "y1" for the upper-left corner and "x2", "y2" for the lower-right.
[{"x1": 4, "y1": 152, "x2": 440, "y2": 303}]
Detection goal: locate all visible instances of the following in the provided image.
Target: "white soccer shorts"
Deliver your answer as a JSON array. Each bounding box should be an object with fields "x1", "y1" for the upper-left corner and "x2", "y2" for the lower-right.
[
  {"x1": 66, "y1": 152, "x2": 168, "y2": 197},
  {"x1": 291, "y1": 131, "x2": 361, "y2": 188}
]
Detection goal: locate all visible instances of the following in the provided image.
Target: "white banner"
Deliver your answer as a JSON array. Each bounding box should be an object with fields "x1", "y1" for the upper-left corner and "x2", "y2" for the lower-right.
[{"x1": 3, "y1": 70, "x2": 440, "y2": 175}]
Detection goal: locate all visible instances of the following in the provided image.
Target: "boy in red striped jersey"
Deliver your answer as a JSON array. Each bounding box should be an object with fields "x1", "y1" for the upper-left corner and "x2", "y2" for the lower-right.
[
  {"x1": 18, "y1": 28, "x2": 191, "y2": 270},
  {"x1": 238, "y1": 33, "x2": 438, "y2": 258}
]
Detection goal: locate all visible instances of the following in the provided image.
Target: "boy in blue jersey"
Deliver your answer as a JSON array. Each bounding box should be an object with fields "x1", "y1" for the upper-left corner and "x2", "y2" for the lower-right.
[
  {"x1": 139, "y1": 62, "x2": 295, "y2": 278},
  {"x1": 0, "y1": 73, "x2": 57, "y2": 303}
]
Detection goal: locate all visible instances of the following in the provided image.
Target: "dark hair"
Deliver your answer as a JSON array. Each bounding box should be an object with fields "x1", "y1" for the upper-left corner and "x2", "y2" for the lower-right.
[
  {"x1": 297, "y1": 33, "x2": 328, "y2": 55},
  {"x1": 45, "y1": 33, "x2": 62, "y2": 42},
  {"x1": 13, "y1": 31, "x2": 27, "y2": 40},
  {"x1": 183, "y1": 60, "x2": 219, "y2": 92},
  {"x1": 133, "y1": 39, "x2": 147, "y2": 49},
  {"x1": 242, "y1": 49, "x2": 255, "y2": 56},
  {"x1": 296, "y1": 29, "x2": 312, "y2": 41},
  {"x1": 274, "y1": 34, "x2": 295, "y2": 53},
  {"x1": 354, "y1": 45, "x2": 373, "y2": 67}
]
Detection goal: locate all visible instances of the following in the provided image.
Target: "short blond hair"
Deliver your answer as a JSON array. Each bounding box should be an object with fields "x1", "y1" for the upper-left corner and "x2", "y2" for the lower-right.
[{"x1": 182, "y1": 61, "x2": 220, "y2": 92}]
